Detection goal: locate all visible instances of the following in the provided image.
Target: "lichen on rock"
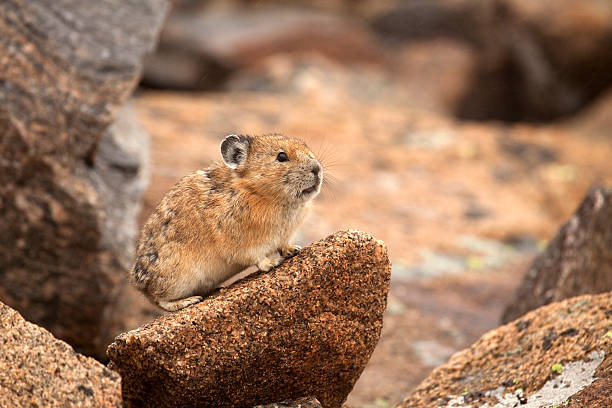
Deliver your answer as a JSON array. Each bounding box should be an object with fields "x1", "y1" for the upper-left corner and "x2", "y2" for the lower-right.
[
  {"x1": 253, "y1": 397, "x2": 322, "y2": 408},
  {"x1": 399, "y1": 292, "x2": 612, "y2": 408}
]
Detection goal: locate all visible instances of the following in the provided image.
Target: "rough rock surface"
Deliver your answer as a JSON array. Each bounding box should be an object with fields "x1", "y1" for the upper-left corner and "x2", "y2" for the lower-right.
[
  {"x1": 107, "y1": 230, "x2": 391, "y2": 408},
  {"x1": 0, "y1": 300, "x2": 121, "y2": 407},
  {"x1": 502, "y1": 186, "x2": 612, "y2": 323},
  {"x1": 253, "y1": 397, "x2": 322, "y2": 408},
  {"x1": 0, "y1": 0, "x2": 167, "y2": 358},
  {"x1": 398, "y1": 292, "x2": 612, "y2": 408}
]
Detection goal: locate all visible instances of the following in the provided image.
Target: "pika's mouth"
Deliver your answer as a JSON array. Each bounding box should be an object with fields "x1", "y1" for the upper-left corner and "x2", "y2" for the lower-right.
[
  {"x1": 298, "y1": 166, "x2": 322, "y2": 198},
  {"x1": 301, "y1": 185, "x2": 317, "y2": 196},
  {"x1": 300, "y1": 176, "x2": 321, "y2": 197}
]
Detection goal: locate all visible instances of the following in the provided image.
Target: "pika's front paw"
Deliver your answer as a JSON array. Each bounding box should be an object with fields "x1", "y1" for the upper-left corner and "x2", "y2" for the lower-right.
[
  {"x1": 279, "y1": 244, "x2": 301, "y2": 258},
  {"x1": 257, "y1": 255, "x2": 284, "y2": 272},
  {"x1": 157, "y1": 296, "x2": 203, "y2": 312}
]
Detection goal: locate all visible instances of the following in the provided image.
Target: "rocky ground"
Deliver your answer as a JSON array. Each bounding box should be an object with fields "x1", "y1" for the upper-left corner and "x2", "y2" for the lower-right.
[
  {"x1": 126, "y1": 4, "x2": 612, "y2": 404},
  {"x1": 132, "y1": 60, "x2": 612, "y2": 407},
  {"x1": 125, "y1": 6, "x2": 612, "y2": 405}
]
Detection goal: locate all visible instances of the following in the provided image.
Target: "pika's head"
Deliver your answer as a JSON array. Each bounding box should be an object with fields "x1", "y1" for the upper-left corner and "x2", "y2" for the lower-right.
[{"x1": 221, "y1": 134, "x2": 322, "y2": 204}]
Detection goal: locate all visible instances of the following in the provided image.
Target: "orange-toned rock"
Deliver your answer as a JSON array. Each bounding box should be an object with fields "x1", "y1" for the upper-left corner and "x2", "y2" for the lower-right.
[
  {"x1": 107, "y1": 230, "x2": 391, "y2": 408},
  {"x1": 0, "y1": 301, "x2": 121, "y2": 407},
  {"x1": 502, "y1": 186, "x2": 612, "y2": 323},
  {"x1": 398, "y1": 292, "x2": 612, "y2": 408}
]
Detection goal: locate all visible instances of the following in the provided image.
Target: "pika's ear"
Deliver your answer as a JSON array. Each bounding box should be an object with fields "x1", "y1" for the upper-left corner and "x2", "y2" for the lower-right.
[{"x1": 221, "y1": 134, "x2": 251, "y2": 169}]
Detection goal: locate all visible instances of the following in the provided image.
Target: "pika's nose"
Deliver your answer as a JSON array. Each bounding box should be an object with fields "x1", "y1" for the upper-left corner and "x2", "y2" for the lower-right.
[{"x1": 311, "y1": 164, "x2": 321, "y2": 177}]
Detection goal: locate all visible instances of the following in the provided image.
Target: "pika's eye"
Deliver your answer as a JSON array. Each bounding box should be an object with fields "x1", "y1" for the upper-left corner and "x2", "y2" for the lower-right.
[{"x1": 276, "y1": 152, "x2": 289, "y2": 162}]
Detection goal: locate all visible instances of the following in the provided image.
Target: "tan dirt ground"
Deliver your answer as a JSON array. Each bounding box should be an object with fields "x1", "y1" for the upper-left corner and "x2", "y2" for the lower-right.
[{"x1": 132, "y1": 88, "x2": 612, "y2": 407}]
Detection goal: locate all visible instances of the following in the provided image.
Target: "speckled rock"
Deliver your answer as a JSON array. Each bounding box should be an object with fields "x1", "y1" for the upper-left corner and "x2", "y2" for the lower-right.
[
  {"x1": 0, "y1": 0, "x2": 167, "y2": 358},
  {"x1": 0, "y1": 301, "x2": 121, "y2": 407},
  {"x1": 107, "y1": 230, "x2": 390, "y2": 408},
  {"x1": 502, "y1": 186, "x2": 612, "y2": 323},
  {"x1": 253, "y1": 397, "x2": 322, "y2": 408},
  {"x1": 398, "y1": 292, "x2": 612, "y2": 408}
]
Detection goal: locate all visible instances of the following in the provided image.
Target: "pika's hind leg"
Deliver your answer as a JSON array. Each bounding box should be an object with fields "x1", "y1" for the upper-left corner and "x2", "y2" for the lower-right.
[{"x1": 157, "y1": 295, "x2": 203, "y2": 312}]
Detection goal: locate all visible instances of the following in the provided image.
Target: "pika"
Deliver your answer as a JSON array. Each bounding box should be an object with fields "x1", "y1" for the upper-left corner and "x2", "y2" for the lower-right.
[{"x1": 131, "y1": 134, "x2": 323, "y2": 311}]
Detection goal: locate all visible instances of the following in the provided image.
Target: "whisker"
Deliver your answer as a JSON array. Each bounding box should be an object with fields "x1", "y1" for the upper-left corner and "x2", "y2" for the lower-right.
[
  {"x1": 318, "y1": 170, "x2": 341, "y2": 202},
  {"x1": 322, "y1": 172, "x2": 339, "y2": 185},
  {"x1": 315, "y1": 141, "x2": 349, "y2": 173},
  {"x1": 318, "y1": 186, "x2": 339, "y2": 202}
]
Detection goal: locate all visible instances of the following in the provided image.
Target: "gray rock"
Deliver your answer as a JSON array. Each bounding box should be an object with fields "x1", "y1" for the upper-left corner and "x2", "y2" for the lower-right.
[
  {"x1": 0, "y1": 0, "x2": 167, "y2": 359},
  {"x1": 502, "y1": 186, "x2": 612, "y2": 323}
]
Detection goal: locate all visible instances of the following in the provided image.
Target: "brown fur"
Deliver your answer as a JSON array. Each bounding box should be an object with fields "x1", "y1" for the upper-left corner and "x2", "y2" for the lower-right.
[{"x1": 131, "y1": 134, "x2": 323, "y2": 311}]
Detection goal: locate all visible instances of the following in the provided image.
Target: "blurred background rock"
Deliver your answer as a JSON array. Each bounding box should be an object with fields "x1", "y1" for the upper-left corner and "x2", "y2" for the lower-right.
[{"x1": 144, "y1": 0, "x2": 612, "y2": 122}]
